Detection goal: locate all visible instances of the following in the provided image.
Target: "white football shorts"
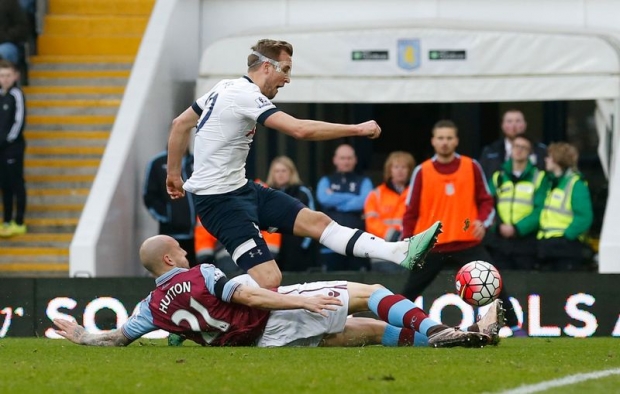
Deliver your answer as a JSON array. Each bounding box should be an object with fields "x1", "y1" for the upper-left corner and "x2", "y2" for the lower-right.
[{"x1": 256, "y1": 281, "x2": 349, "y2": 347}]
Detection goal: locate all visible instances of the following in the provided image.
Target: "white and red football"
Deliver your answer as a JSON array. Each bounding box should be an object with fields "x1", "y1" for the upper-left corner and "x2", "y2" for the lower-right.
[{"x1": 455, "y1": 260, "x2": 502, "y2": 306}]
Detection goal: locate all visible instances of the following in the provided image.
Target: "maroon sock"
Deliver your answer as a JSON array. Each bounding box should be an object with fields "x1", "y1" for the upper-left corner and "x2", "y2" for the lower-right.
[
  {"x1": 376, "y1": 293, "x2": 430, "y2": 331},
  {"x1": 398, "y1": 327, "x2": 414, "y2": 346}
]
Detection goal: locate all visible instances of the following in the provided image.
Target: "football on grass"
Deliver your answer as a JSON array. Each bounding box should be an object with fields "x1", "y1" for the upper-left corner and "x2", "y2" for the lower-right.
[{"x1": 455, "y1": 261, "x2": 502, "y2": 306}]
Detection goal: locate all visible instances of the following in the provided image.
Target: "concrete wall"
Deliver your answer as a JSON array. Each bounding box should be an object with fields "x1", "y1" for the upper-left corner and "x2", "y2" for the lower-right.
[{"x1": 70, "y1": 0, "x2": 200, "y2": 276}]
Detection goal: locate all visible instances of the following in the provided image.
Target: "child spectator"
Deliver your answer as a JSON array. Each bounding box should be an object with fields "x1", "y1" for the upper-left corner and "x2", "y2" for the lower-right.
[{"x1": 0, "y1": 60, "x2": 26, "y2": 237}]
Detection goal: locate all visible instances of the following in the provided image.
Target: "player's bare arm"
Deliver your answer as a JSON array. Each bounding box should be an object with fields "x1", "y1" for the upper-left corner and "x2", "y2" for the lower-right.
[
  {"x1": 230, "y1": 284, "x2": 342, "y2": 316},
  {"x1": 53, "y1": 318, "x2": 132, "y2": 347},
  {"x1": 166, "y1": 107, "x2": 200, "y2": 199},
  {"x1": 264, "y1": 111, "x2": 381, "y2": 141}
]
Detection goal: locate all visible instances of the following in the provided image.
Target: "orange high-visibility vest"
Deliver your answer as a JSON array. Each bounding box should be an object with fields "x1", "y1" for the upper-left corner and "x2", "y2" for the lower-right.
[
  {"x1": 364, "y1": 183, "x2": 406, "y2": 239},
  {"x1": 195, "y1": 217, "x2": 217, "y2": 258},
  {"x1": 195, "y1": 216, "x2": 281, "y2": 258},
  {"x1": 414, "y1": 157, "x2": 479, "y2": 244}
]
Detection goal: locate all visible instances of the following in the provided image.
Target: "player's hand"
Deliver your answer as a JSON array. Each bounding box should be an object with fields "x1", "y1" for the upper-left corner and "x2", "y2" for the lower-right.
[
  {"x1": 166, "y1": 175, "x2": 186, "y2": 199},
  {"x1": 53, "y1": 318, "x2": 85, "y2": 344},
  {"x1": 359, "y1": 120, "x2": 382, "y2": 139},
  {"x1": 472, "y1": 220, "x2": 486, "y2": 240},
  {"x1": 303, "y1": 295, "x2": 343, "y2": 317}
]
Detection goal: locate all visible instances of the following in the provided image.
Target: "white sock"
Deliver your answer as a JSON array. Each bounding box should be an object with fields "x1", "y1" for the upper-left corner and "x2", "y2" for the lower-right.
[
  {"x1": 352, "y1": 232, "x2": 408, "y2": 263},
  {"x1": 319, "y1": 221, "x2": 354, "y2": 255},
  {"x1": 319, "y1": 221, "x2": 408, "y2": 264}
]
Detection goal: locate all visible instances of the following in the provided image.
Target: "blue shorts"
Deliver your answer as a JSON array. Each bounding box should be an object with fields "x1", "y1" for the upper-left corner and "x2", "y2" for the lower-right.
[{"x1": 193, "y1": 181, "x2": 306, "y2": 270}]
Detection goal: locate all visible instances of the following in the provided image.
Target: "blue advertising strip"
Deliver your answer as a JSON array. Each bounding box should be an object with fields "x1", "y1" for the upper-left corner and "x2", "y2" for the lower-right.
[{"x1": 0, "y1": 272, "x2": 619, "y2": 338}]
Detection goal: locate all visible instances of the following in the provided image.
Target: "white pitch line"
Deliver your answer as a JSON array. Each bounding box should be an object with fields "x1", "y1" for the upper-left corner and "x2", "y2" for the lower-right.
[{"x1": 498, "y1": 368, "x2": 620, "y2": 394}]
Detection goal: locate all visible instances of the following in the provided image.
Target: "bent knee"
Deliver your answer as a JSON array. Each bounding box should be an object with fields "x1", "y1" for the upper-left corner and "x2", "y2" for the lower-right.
[
  {"x1": 312, "y1": 210, "x2": 333, "y2": 225},
  {"x1": 294, "y1": 209, "x2": 333, "y2": 237},
  {"x1": 247, "y1": 262, "x2": 282, "y2": 289}
]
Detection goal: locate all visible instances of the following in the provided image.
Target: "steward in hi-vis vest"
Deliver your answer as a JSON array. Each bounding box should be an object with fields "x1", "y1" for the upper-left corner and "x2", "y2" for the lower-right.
[
  {"x1": 365, "y1": 183, "x2": 407, "y2": 241},
  {"x1": 364, "y1": 151, "x2": 415, "y2": 273},
  {"x1": 537, "y1": 143, "x2": 593, "y2": 271},
  {"x1": 487, "y1": 135, "x2": 550, "y2": 270},
  {"x1": 538, "y1": 170, "x2": 591, "y2": 241}
]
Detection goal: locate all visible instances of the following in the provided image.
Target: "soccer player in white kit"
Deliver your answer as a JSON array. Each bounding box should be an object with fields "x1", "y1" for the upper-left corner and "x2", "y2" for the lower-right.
[{"x1": 166, "y1": 39, "x2": 442, "y2": 289}]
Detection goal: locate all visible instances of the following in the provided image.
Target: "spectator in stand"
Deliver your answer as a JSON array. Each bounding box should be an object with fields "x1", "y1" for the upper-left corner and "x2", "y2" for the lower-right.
[
  {"x1": 0, "y1": 60, "x2": 26, "y2": 238},
  {"x1": 143, "y1": 148, "x2": 197, "y2": 266},
  {"x1": 317, "y1": 144, "x2": 373, "y2": 271},
  {"x1": 364, "y1": 151, "x2": 415, "y2": 272},
  {"x1": 537, "y1": 142, "x2": 593, "y2": 271},
  {"x1": 0, "y1": 0, "x2": 29, "y2": 66},
  {"x1": 402, "y1": 120, "x2": 526, "y2": 337},
  {"x1": 487, "y1": 135, "x2": 549, "y2": 270},
  {"x1": 266, "y1": 156, "x2": 318, "y2": 272},
  {"x1": 19, "y1": 0, "x2": 35, "y2": 15},
  {"x1": 479, "y1": 109, "x2": 547, "y2": 179}
]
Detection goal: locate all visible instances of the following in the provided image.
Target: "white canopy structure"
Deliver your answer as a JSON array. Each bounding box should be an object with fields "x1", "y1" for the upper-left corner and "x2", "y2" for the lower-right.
[
  {"x1": 198, "y1": 22, "x2": 620, "y2": 272},
  {"x1": 199, "y1": 23, "x2": 620, "y2": 105}
]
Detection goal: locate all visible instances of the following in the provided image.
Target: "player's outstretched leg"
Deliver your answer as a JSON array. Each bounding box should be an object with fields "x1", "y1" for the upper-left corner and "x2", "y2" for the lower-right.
[
  {"x1": 399, "y1": 221, "x2": 443, "y2": 270},
  {"x1": 426, "y1": 327, "x2": 489, "y2": 348},
  {"x1": 313, "y1": 210, "x2": 441, "y2": 270},
  {"x1": 467, "y1": 299, "x2": 505, "y2": 346},
  {"x1": 368, "y1": 287, "x2": 489, "y2": 348}
]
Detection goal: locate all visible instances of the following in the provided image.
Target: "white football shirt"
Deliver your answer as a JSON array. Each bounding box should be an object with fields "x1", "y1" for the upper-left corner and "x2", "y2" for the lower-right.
[{"x1": 183, "y1": 76, "x2": 279, "y2": 195}]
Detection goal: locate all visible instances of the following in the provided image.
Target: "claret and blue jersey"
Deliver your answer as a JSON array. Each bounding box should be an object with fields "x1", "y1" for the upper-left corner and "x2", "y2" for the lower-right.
[{"x1": 121, "y1": 265, "x2": 270, "y2": 346}]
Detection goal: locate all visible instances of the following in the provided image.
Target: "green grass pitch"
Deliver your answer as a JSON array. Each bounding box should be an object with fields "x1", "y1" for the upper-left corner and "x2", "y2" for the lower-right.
[{"x1": 1, "y1": 337, "x2": 619, "y2": 393}]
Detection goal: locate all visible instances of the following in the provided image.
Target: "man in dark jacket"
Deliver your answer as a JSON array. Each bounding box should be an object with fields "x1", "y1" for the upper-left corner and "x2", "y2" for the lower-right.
[
  {"x1": 479, "y1": 109, "x2": 546, "y2": 180},
  {"x1": 143, "y1": 149, "x2": 197, "y2": 266},
  {"x1": 0, "y1": 0, "x2": 29, "y2": 65}
]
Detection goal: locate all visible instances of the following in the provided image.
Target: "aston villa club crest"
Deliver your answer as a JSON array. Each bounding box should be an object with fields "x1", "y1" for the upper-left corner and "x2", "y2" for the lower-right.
[
  {"x1": 445, "y1": 183, "x2": 455, "y2": 196},
  {"x1": 397, "y1": 39, "x2": 420, "y2": 70}
]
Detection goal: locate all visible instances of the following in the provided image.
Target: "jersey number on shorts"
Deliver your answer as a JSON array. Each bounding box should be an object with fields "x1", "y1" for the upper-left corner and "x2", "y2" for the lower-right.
[
  {"x1": 171, "y1": 297, "x2": 230, "y2": 344},
  {"x1": 196, "y1": 93, "x2": 219, "y2": 131}
]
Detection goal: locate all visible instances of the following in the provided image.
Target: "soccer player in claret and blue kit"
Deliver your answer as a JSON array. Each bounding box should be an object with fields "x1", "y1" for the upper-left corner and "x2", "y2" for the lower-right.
[{"x1": 54, "y1": 235, "x2": 503, "y2": 348}]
